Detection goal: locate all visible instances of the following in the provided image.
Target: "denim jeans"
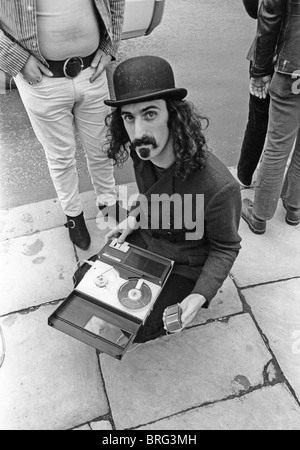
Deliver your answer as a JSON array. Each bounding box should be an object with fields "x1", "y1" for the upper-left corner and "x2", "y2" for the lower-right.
[
  {"x1": 15, "y1": 67, "x2": 116, "y2": 217},
  {"x1": 253, "y1": 72, "x2": 300, "y2": 220}
]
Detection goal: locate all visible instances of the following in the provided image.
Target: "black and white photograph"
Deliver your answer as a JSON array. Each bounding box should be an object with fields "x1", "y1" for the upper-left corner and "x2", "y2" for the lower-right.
[{"x1": 0, "y1": 0, "x2": 300, "y2": 432}]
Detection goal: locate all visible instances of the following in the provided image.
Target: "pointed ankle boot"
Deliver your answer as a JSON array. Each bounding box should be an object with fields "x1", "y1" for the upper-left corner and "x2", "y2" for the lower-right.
[{"x1": 64, "y1": 212, "x2": 91, "y2": 250}]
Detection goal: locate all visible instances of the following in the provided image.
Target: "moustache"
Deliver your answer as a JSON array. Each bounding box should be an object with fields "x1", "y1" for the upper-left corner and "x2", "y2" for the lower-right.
[{"x1": 130, "y1": 136, "x2": 158, "y2": 152}]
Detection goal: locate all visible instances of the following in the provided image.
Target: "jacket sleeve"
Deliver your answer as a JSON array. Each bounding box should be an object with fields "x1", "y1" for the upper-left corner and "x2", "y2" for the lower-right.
[
  {"x1": 191, "y1": 181, "x2": 242, "y2": 304},
  {"x1": 99, "y1": 0, "x2": 125, "y2": 59},
  {"x1": 0, "y1": 27, "x2": 30, "y2": 76},
  {"x1": 250, "y1": 0, "x2": 287, "y2": 77}
]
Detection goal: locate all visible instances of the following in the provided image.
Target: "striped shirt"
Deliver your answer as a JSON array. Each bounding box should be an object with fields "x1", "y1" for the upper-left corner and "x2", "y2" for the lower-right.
[{"x1": 0, "y1": 0, "x2": 125, "y2": 76}]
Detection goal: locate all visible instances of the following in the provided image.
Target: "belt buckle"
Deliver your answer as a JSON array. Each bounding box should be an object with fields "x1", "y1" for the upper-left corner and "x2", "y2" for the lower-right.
[{"x1": 63, "y1": 56, "x2": 84, "y2": 79}]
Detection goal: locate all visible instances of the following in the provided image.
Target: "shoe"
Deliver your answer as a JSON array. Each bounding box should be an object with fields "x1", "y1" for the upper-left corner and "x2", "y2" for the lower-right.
[
  {"x1": 282, "y1": 200, "x2": 300, "y2": 226},
  {"x1": 64, "y1": 212, "x2": 91, "y2": 250},
  {"x1": 98, "y1": 200, "x2": 128, "y2": 223},
  {"x1": 237, "y1": 173, "x2": 252, "y2": 188},
  {"x1": 241, "y1": 198, "x2": 266, "y2": 235}
]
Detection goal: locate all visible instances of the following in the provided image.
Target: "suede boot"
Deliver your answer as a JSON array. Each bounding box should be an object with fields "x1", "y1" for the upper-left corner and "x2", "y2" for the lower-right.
[
  {"x1": 283, "y1": 200, "x2": 300, "y2": 226},
  {"x1": 241, "y1": 198, "x2": 266, "y2": 235},
  {"x1": 64, "y1": 212, "x2": 91, "y2": 250}
]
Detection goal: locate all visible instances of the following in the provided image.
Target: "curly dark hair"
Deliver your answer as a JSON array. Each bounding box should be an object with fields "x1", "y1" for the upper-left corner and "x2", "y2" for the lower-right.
[{"x1": 104, "y1": 99, "x2": 210, "y2": 181}]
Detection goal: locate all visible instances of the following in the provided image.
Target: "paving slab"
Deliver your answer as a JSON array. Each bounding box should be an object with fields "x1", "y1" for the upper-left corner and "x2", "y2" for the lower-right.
[
  {"x1": 73, "y1": 424, "x2": 92, "y2": 430},
  {"x1": 90, "y1": 420, "x2": 113, "y2": 431},
  {"x1": 100, "y1": 313, "x2": 272, "y2": 430},
  {"x1": 0, "y1": 227, "x2": 76, "y2": 315},
  {"x1": 243, "y1": 278, "x2": 300, "y2": 402},
  {"x1": 72, "y1": 420, "x2": 114, "y2": 430},
  {"x1": 76, "y1": 217, "x2": 115, "y2": 262},
  {"x1": 0, "y1": 304, "x2": 109, "y2": 430},
  {"x1": 0, "y1": 183, "x2": 138, "y2": 241},
  {"x1": 138, "y1": 383, "x2": 300, "y2": 430},
  {"x1": 0, "y1": 198, "x2": 65, "y2": 241},
  {"x1": 232, "y1": 188, "x2": 300, "y2": 287},
  {"x1": 189, "y1": 275, "x2": 243, "y2": 326}
]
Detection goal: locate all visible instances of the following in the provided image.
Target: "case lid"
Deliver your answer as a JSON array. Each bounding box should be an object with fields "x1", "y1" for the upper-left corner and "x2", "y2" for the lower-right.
[{"x1": 48, "y1": 291, "x2": 140, "y2": 359}]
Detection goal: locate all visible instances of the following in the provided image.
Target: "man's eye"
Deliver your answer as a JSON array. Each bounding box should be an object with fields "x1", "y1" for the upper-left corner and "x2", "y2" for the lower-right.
[
  {"x1": 123, "y1": 115, "x2": 134, "y2": 122},
  {"x1": 145, "y1": 111, "x2": 156, "y2": 119}
]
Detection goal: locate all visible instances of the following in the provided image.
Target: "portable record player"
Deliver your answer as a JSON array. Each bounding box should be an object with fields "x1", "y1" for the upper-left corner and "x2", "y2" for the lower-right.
[{"x1": 48, "y1": 239, "x2": 174, "y2": 359}]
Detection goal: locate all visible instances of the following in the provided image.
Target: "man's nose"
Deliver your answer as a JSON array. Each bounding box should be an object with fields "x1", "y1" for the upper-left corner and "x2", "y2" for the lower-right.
[{"x1": 134, "y1": 119, "x2": 146, "y2": 140}]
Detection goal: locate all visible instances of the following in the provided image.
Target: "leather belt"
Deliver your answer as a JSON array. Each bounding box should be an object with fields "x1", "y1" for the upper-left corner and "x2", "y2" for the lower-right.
[{"x1": 46, "y1": 50, "x2": 97, "y2": 78}]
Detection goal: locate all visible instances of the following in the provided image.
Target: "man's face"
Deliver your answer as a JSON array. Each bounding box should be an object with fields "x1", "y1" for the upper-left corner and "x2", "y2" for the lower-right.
[{"x1": 120, "y1": 99, "x2": 171, "y2": 163}]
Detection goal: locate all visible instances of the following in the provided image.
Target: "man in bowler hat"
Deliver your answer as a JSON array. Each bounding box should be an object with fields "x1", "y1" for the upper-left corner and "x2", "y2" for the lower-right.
[{"x1": 104, "y1": 56, "x2": 242, "y2": 343}]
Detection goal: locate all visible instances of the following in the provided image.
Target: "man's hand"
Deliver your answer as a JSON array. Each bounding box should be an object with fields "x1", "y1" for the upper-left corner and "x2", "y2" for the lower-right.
[
  {"x1": 90, "y1": 49, "x2": 112, "y2": 83},
  {"x1": 179, "y1": 293, "x2": 207, "y2": 328},
  {"x1": 249, "y1": 75, "x2": 271, "y2": 99},
  {"x1": 21, "y1": 55, "x2": 53, "y2": 84},
  {"x1": 105, "y1": 215, "x2": 139, "y2": 244}
]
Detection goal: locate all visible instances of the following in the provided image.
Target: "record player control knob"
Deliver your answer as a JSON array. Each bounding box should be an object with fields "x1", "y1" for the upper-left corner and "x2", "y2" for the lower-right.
[
  {"x1": 128, "y1": 288, "x2": 142, "y2": 301},
  {"x1": 95, "y1": 275, "x2": 108, "y2": 288}
]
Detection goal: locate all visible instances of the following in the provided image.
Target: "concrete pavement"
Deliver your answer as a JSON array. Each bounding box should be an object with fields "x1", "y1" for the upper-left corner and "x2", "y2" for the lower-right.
[{"x1": 0, "y1": 176, "x2": 300, "y2": 430}]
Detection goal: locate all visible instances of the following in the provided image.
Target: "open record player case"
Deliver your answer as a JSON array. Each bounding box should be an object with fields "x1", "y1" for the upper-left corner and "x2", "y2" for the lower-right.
[{"x1": 48, "y1": 239, "x2": 174, "y2": 359}]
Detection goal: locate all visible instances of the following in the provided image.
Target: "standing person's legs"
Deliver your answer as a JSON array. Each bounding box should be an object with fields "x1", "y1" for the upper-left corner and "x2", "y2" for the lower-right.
[
  {"x1": 15, "y1": 74, "x2": 82, "y2": 216},
  {"x1": 281, "y1": 127, "x2": 300, "y2": 224},
  {"x1": 237, "y1": 92, "x2": 270, "y2": 186},
  {"x1": 253, "y1": 81, "x2": 300, "y2": 221},
  {"x1": 14, "y1": 73, "x2": 91, "y2": 249},
  {"x1": 73, "y1": 68, "x2": 117, "y2": 208}
]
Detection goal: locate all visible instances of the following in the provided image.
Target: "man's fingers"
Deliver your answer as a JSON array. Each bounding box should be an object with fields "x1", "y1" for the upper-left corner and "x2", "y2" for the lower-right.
[
  {"x1": 90, "y1": 65, "x2": 104, "y2": 83},
  {"x1": 90, "y1": 49, "x2": 103, "y2": 82},
  {"x1": 250, "y1": 76, "x2": 271, "y2": 99},
  {"x1": 104, "y1": 222, "x2": 130, "y2": 243},
  {"x1": 250, "y1": 87, "x2": 263, "y2": 98},
  {"x1": 90, "y1": 52, "x2": 112, "y2": 83},
  {"x1": 38, "y1": 64, "x2": 53, "y2": 78},
  {"x1": 104, "y1": 227, "x2": 120, "y2": 243},
  {"x1": 24, "y1": 56, "x2": 53, "y2": 79},
  {"x1": 181, "y1": 310, "x2": 196, "y2": 326},
  {"x1": 91, "y1": 50, "x2": 102, "y2": 69},
  {"x1": 116, "y1": 230, "x2": 130, "y2": 244}
]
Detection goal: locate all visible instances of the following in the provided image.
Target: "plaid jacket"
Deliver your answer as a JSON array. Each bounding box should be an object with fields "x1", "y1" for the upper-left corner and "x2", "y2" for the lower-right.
[{"x1": 0, "y1": 0, "x2": 125, "y2": 76}]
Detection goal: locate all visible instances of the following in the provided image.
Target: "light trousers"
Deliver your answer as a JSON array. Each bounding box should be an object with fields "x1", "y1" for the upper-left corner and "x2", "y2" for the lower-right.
[
  {"x1": 254, "y1": 73, "x2": 300, "y2": 220},
  {"x1": 15, "y1": 67, "x2": 116, "y2": 217}
]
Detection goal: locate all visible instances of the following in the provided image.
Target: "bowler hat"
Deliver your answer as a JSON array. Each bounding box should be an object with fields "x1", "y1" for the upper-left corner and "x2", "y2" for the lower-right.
[
  {"x1": 242, "y1": 0, "x2": 259, "y2": 19},
  {"x1": 104, "y1": 56, "x2": 188, "y2": 107}
]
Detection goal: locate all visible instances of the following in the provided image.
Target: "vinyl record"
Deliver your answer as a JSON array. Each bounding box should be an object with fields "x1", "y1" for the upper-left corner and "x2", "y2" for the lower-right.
[{"x1": 118, "y1": 279, "x2": 152, "y2": 310}]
